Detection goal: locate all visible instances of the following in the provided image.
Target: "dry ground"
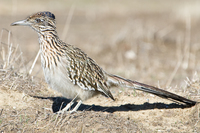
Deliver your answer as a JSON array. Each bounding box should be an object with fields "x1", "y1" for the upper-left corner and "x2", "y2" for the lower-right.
[{"x1": 0, "y1": 0, "x2": 200, "y2": 132}]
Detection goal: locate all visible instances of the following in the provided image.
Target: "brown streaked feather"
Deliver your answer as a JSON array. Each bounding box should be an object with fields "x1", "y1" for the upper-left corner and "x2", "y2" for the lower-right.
[
  {"x1": 11, "y1": 11, "x2": 197, "y2": 109},
  {"x1": 107, "y1": 74, "x2": 196, "y2": 106}
]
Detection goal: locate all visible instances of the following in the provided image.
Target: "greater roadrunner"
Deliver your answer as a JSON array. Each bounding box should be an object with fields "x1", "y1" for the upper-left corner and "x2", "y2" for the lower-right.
[{"x1": 11, "y1": 11, "x2": 196, "y2": 112}]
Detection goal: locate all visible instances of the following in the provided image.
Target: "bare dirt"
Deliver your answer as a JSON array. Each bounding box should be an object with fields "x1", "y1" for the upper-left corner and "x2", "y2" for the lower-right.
[{"x1": 0, "y1": 0, "x2": 200, "y2": 132}]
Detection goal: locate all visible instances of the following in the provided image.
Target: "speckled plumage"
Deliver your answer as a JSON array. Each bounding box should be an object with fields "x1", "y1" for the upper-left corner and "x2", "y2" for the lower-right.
[{"x1": 11, "y1": 11, "x2": 196, "y2": 112}]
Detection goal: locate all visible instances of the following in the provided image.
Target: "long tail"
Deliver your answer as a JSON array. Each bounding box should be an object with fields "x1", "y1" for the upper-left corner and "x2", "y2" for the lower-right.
[{"x1": 107, "y1": 74, "x2": 196, "y2": 107}]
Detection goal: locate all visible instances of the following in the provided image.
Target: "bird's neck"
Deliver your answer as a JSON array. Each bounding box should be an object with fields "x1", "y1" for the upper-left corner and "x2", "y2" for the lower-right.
[
  {"x1": 38, "y1": 30, "x2": 62, "y2": 52},
  {"x1": 39, "y1": 29, "x2": 58, "y2": 38}
]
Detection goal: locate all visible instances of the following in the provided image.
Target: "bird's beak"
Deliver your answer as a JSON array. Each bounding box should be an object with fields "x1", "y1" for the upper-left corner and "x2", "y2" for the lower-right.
[{"x1": 11, "y1": 19, "x2": 31, "y2": 26}]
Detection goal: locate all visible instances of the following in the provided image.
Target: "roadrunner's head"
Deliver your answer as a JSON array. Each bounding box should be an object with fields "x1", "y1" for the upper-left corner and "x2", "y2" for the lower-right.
[{"x1": 11, "y1": 11, "x2": 56, "y2": 33}]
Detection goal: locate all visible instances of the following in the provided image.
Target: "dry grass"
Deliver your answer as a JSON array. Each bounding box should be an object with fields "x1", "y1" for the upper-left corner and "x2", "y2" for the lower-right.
[{"x1": 1, "y1": 0, "x2": 200, "y2": 132}]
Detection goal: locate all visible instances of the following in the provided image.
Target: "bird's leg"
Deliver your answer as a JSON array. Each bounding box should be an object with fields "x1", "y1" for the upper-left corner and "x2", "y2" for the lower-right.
[
  {"x1": 69, "y1": 100, "x2": 82, "y2": 113},
  {"x1": 69, "y1": 91, "x2": 82, "y2": 113},
  {"x1": 56, "y1": 100, "x2": 75, "y2": 114},
  {"x1": 56, "y1": 94, "x2": 82, "y2": 114}
]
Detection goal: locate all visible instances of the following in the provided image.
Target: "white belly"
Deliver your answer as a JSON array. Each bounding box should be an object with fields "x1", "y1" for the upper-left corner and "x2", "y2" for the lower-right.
[{"x1": 41, "y1": 55, "x2": 98, "y2": 101}]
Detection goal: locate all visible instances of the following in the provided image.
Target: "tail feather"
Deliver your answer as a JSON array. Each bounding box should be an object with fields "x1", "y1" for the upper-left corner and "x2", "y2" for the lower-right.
[{"x1": 107, "y1": 74, "x2": 196, "y2": 107}]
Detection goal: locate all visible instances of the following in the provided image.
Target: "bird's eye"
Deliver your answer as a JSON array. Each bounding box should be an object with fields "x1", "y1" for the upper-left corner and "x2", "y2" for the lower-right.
[{"x1": 35, "y1": 18, "x2": 43, "y2": 23}]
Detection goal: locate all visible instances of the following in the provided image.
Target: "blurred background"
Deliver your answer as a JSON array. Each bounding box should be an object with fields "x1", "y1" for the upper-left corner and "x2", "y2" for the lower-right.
[{"x1": 1, "y1": 0, "x2": 200, "y2": 88}]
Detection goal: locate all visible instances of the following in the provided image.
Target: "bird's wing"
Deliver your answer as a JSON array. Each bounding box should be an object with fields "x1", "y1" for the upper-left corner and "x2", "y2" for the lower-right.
[{"x1": 61, "y1": 45, "x2": 114, "y2": 100}]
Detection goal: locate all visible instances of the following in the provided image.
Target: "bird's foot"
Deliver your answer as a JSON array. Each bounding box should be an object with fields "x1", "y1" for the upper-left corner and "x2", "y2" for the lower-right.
[{"x1": 56, "y1": 100, "x2": 82, "y2": 114}]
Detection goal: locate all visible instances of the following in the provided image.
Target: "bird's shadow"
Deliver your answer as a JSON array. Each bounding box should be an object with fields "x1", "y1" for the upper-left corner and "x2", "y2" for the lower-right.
[{"x1": 32, "y1": 96, "x2": 192, "y2": 113}]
